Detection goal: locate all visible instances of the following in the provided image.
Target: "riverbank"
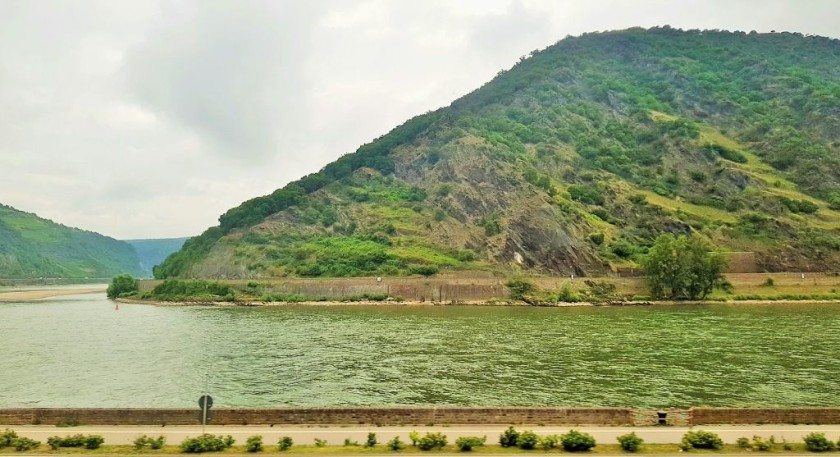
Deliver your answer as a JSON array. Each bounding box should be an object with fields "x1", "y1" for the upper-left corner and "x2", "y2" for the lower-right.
[{"x1": 0, "y1": 285, "x2": 105, "y2": 302}]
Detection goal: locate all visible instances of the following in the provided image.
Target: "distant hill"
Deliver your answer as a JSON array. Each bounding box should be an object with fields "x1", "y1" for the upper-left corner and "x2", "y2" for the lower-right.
[
  {"x1": 124, "y1": 238, "x2": 188, "y2": 278},
  {"x1": 157, "y1": 27, "x2": 840, "y2": 279},
  {"x1": 0, "y1": 204, "x2": 143, "y2": 279}
]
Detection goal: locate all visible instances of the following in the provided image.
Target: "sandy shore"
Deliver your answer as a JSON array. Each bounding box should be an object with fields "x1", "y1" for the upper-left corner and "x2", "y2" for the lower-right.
[{"x1": 0, "y1": 286, "x2": 105, "y2": 301}]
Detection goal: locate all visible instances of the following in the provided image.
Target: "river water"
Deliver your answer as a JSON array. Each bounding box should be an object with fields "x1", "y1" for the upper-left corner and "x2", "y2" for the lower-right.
[{"x1": 0, "y1": 290, "x2": 838, "y2": 408}]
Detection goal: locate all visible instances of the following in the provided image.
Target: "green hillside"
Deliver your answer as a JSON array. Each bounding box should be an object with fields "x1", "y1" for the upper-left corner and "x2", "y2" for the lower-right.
[
  {"x1": 0, "y1": 204, "x2": 143, "y2": 278},
  {"x1": 157, "y1": 27, "x2": 840, "y2": 279},
  {"x1": 125, "y1": 237, "x2": 188, "y2": 278}
]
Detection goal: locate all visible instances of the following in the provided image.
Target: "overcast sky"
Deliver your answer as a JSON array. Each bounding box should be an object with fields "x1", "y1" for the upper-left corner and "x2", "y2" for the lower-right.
[{"x1": 1, "y1": 0, "x2": 837, "y2": 239}]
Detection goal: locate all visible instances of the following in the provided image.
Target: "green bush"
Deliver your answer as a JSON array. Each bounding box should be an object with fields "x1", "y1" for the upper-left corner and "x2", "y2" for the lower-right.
[
  {"x1": 416, "y1": 432, "x2": 447, "y2": 451},
  {"x1": 617, "y1": 432, "x2": 643, "y2": 452},
  {"x1": 134, "y1": 434, "x2": 166, "y2": 450},
  {"x1": 408, "y1": 431, "x2": 420, "y2": 447},
  {"x1": 365, "y1": 432, "x2": 378, "y2": 447},
  {"x1": 246, "y1": 435, "x2": 263, "y2": 453},
  {"x1": 314, "y1": 438, "x2": 327, "y2": 448},
  {"x1": 84, "y1": 435, "x2": 104, "y2": 449},
  {"x1": 538, "y1": 434, "x2": 560, "y2": 450},
  {"x1": 589, "y1": 233, "x2": 605, "y2": 245},
  {"x1": 455, "y1": 436, "x2": 486, "y2": 451},
  {"x1": 0, "y1": 429, "x2": 18, "y2": 447},
  {"x1": 12, "y1": 437, "x2": 40, "y2": 451},
  {"x1": 410, "y1": 265, "x2": 440, "y2": 277},
  {"x1": 344, "y1": 438, "x2": 359, "y2": 446},
  {"x1": 499, "y1": 426, "x2": 520, "y2": 447},
  {"x1": 561, "y1": 430, "x2": 596, "y2": 452},
  {"x1": 737, "y1": 437, "x2": 750, "y2": 449},
  {"x1": 506, "y1": 279, "x2": 535, "y2": 300},
  {"x1": 180, "y1": 434, "x2": 234, "y2": 453},
  {"x1": 47, "y1": 434, "x2": 91, "y2": 449},
  {"x1": 803, "y1": 432, "x2": 836, "y2": 452},
  {"x1": 518, "y1": 430, "x2": 540, "y2": 450},
  {"x1": 680, "y1": 430, "x2": 723, "y2": 450},
  {"x1": 107, "y1": 273, "x2": 138, "y2": 299},
  {"x1": 386, "y1": 436, "x2": 405, "y2": 451},
  {"x1": 751, "y1": 435, "x2": 774, "y2": 451},
  {"x1": 278, "y1": 436, "x2": 293, "y2": 451}
]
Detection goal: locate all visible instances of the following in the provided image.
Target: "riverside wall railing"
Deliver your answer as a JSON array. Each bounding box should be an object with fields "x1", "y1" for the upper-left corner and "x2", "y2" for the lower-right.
[{"x1": 2, "y1": 407, "x2": 839, "y2": 426}]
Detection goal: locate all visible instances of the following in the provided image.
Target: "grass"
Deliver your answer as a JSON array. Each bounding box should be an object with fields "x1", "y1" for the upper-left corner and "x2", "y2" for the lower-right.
[
  {"x1": 638, "y1": 190, "x2": 737, "y2": 223},
  {"x1": 0, "y1": 442, "x2": 821, "y2": 455}
]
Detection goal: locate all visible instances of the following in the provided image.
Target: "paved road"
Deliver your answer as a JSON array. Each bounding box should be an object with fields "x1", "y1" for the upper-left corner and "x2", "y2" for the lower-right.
[{"x1": 4, "y1": 424, "x2": 839, "y2": 445}]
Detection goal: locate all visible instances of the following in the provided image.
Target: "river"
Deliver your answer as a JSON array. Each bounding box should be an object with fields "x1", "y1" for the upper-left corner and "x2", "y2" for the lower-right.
[{"x1": 0, "y1": 289, "x2": 838, "y2": 408}]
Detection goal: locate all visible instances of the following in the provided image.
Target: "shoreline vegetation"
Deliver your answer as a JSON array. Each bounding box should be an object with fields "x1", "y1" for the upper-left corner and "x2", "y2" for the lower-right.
[{"x1": 111, "y1": 272, "x2": 840, "y2": 307}]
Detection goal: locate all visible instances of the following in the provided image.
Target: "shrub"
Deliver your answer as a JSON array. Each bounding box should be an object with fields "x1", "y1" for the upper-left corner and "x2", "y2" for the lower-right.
[
  {"x1": 803, "y1": 432, "x2": 836, "y2": 452},
  {"x1": 278, "y1": 436, "x2": 293, "y2": 451},
  {"x1": 506, "y1": 279, "x2": 535, "y2": 300},
  {"x1": 416, "y1": 432, "x2": 447, "y2": 451},
  {"x1": 344, "y1": 438, "x2": 359, "y2": 446},
  {"x1": 107, "y1": 273, "x2": 137, "y2": 299},
  {"x1": 539, "y1": 434, "x2": 560, "y2": 450},
  {"x1": 408, "y1": 431, "x2": 420, "y2": 447},
  {"x1": 499, "y1": 426, "x2": 520, "y2": 447},
  {"x1": 1, "y1": 429, "x2": 18, "y2": 447},
  {"x1": 12, "y1": 437, "x2": 40, "y2": 451},
  {"x1": 84, "y1": 435, "x2": 105, "y2": 449},
  {"x1": 737, "y1": 437, "x2": 750, "y2": 449},
  {"x1": 518, "y1": 430, "x2": 540, "y2": 450},
  {"x1": 365, "y1": 432, "x2": 378, "y2": 447},
  {"x1": 246, "y1": 435, "x2": 263, "y2": 452},
  {"x1": 617, "y1": 432, "x2": 643, "y2": 452},
  {"x1": 680, "y1": 430, "x2": 723, "y2": 450},
  {"x1": 455, "y1": 436, "x2": 486, "y2": 451},
  {"x1": 180, "y1": 434, "x2": 234, "y2": 453},
  {"x1": 589, "y1": 233, "x2": 605, "y2": 245},
  {"x1": 134, "y1": 435, "x2": 165, "y2": 450},
  {"x1": 752, "y1": 435, "x2": 774, "y2": 451},
  {"x1": 561, "y1": 430, "x2": 596, "y2": 452},
  {"x1": 314, "y1": 438, "x2": 327, "y2": 448},
  {"x1": 47, "y1": 434, "x2": 92, "y2": 449},
  {"x1": 762, "y1": 277, "x2": 775, "y2": 287},
  {"x1": 387, "y1": 436, "x2": 405, "y2": 451}
]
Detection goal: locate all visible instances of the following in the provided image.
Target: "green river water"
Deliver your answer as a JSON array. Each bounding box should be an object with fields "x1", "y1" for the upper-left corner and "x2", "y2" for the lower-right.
[{"x1": 0, "y1": 290, "x2": 838, "y2": 408}]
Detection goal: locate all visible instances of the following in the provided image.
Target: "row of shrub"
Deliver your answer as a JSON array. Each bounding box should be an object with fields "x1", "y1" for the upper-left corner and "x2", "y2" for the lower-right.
[{"x1": 3, "y1": 429, "x2": 840, "y2": 453}]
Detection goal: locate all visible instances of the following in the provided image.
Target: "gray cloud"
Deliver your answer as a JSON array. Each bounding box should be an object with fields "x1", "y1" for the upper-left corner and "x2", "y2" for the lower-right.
[
  {"x1": 0, "y1": 0, "x2": 837, "y2": 239},
  {"x1": 124, "y1": 1, "x2": 322, "y2": 161}
]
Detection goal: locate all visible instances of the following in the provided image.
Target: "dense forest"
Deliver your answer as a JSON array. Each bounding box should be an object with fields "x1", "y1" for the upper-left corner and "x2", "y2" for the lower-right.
[
  {"x1": 0, "y1": 204, "x2": 143, "y2": 278},
  {"x1": 156, "y1": 27, "x2": 840, "y2": 279}
]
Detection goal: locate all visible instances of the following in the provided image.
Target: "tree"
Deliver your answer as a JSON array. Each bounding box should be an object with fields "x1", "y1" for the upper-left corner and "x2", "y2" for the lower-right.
[
  {"x1": 641, "y1": 234, "x2": 726, "y2": 300},
  {"x1": 107, "y1": 273, "x2": 138, "y2": 299}
]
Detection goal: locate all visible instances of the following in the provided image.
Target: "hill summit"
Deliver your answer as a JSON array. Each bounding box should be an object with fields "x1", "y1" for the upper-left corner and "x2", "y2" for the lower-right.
[{"x1": 157, "y1": 27, "x2": 840, "y2": 279}]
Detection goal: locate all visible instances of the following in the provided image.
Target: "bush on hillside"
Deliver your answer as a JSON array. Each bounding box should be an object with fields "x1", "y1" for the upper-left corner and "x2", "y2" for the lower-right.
[{"x1": 455, "y1": 436, "x2": 486, "y2": 451}]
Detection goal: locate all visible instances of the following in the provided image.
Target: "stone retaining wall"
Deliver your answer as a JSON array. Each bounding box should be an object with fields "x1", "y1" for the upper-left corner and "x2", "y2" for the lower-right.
[
  {"x1": 691, "y1": 408, "x2": 840, "y2": 425},
  {"x1": 0, "y1": 408, "x2": 631, "y2": 426},
  {"x1": 2, "y1": 407, "x2": 840, "y2": 426}
]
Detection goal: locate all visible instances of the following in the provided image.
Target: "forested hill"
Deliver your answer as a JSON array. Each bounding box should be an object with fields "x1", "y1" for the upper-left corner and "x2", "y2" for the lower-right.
[
  {"x1": 125, "y1": 237, "x2": 188, "y2": 278},
  {"x1": 157, "y1": 27, "x2": 840, "y2": 279},
  {"x1": 0, "y1": 204, "x2": 143, "y2": 279}
]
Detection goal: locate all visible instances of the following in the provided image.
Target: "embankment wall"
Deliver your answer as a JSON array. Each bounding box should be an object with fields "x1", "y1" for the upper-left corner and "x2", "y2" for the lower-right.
[{"x1": 1, "y1": 408, "x2": 839, "y2": 426}]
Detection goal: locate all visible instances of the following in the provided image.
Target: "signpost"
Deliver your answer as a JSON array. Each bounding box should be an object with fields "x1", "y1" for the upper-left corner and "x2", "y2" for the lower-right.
[{"x1": 198, "y1": 394, "x2": 213, "y2": 434}]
